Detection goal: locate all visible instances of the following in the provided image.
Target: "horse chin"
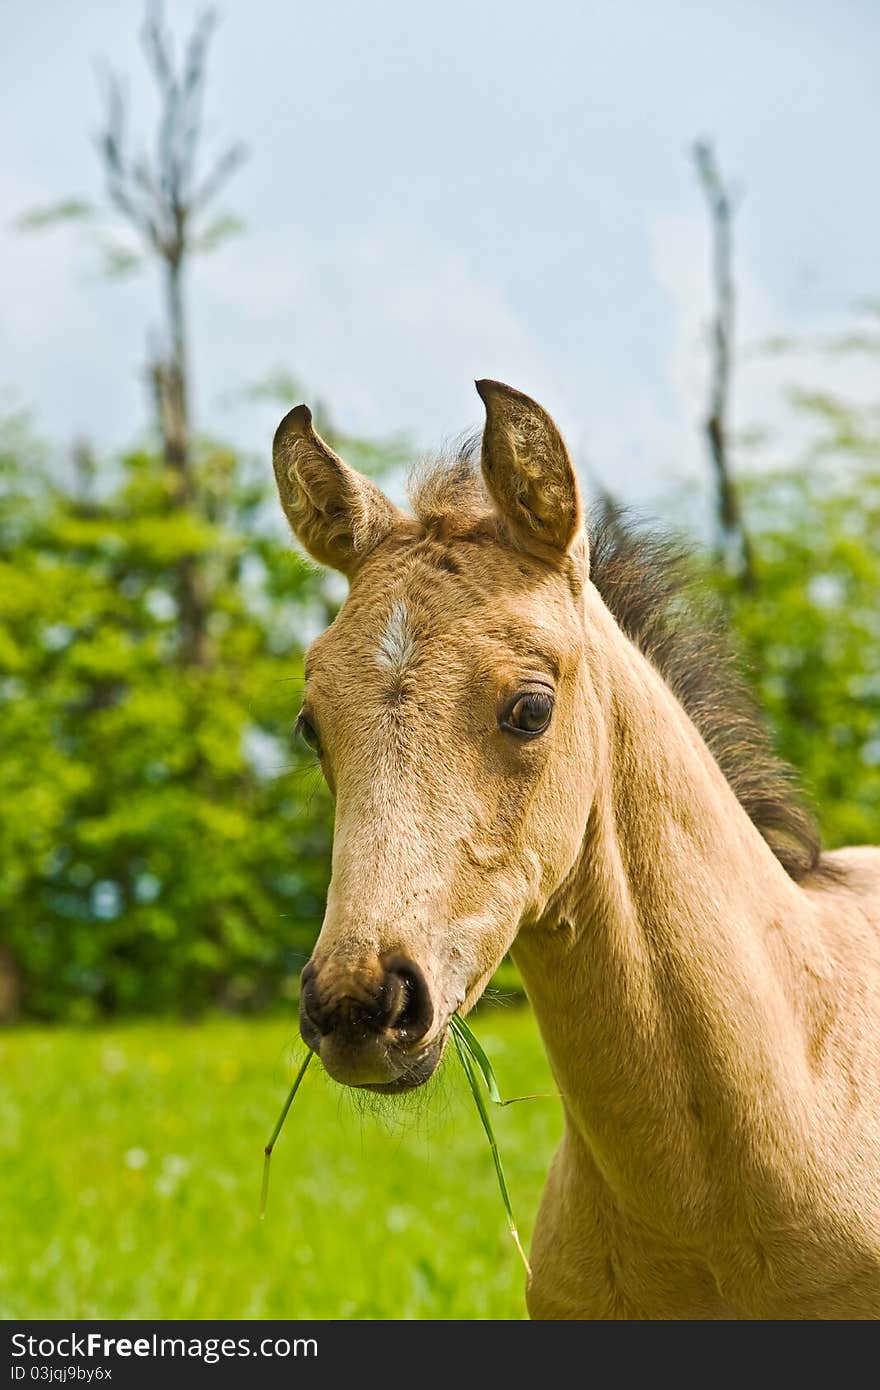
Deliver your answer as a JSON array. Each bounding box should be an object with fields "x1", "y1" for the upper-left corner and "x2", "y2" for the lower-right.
[{"x1": 359, "y1": 1032, "x2": 446, "y2": 1094}]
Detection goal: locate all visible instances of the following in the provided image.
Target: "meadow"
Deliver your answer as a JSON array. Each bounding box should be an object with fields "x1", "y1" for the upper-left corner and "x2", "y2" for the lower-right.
[{"x1": 0, "y1": 1006, "x2": 560, "y2": 1320}]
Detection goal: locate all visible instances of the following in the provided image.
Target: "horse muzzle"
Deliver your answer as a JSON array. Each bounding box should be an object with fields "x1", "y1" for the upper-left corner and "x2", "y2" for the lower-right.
[{"x1": 299, "y1": 952, "x2": 441, "y2": 1089}]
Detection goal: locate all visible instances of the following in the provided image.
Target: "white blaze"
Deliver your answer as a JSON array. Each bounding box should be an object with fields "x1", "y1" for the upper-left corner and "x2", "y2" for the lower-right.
[{"x1": 376, "y1": 599, "x2": 417, "y2": 673}]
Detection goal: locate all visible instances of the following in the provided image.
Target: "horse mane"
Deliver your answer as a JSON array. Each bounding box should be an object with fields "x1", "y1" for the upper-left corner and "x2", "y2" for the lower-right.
[{"x1": 409, "y1": 444, "x2": 825, "y2": 883}]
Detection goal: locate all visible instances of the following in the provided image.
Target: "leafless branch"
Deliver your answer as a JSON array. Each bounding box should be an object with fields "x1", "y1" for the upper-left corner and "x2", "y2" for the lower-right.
[
  {"x1": 192, "y1": 143, "x2": 249, "y2": 213},
  {"x1": 693, "y1": 139, "x2": 755, "y2": 592},
  {"x1": 90, "y1": 1, "x2": 246, "y2": 666},
  {"x1": 95, "y1": 1, "x2": 246, "y2": 273}
]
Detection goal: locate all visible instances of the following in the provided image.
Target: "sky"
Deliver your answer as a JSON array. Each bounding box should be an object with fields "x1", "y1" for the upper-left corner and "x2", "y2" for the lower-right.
[{"x1": 2, "y1": 0, "x2": 878, "y2": 510}]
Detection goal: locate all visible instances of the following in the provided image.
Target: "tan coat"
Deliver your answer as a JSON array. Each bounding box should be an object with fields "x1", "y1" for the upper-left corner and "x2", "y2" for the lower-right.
[{"x1": 272, "y1": 379, "x2": 880, "y2": 1318}]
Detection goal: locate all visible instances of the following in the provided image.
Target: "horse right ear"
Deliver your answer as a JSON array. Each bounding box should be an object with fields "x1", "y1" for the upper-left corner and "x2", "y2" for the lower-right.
[
  {"x1": 476, "y1": 379, "x2": 584, "y2": 561},
  {"x1": 272, "y1": 405, "x2": 401, "y2": 576}
]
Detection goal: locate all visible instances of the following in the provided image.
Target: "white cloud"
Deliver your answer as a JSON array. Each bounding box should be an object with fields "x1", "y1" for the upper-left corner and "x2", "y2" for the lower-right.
[{"x1": 197, "y1": 216, "x2": 556, "y2": 448}]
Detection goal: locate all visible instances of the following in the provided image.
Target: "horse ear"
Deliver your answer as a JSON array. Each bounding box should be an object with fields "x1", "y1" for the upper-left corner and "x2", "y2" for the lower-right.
[
  {"x1": 272, "y1": 405, "x2": 401, "y2": 576},
  {"x1": 476, "y1": 379, "x2": 583, "y2": 558}
]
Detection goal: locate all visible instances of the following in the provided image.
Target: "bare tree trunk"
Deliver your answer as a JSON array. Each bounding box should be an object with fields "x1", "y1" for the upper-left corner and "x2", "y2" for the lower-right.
[
  {"x1": 160, "y1": 256, "x2": 210, "y2": 664},
  {"x1": 0, "y1": 943, "x2": 21, "y2": 1024},
  {"x1": 149, "y1": 367, "x2": 210, "y2": 666},
  {"x1": 694, "y1": 140, "x2": 756, "y2": 593},
  {"x1": 95, "y1": 4, "x2": 246, "y2": 668}
]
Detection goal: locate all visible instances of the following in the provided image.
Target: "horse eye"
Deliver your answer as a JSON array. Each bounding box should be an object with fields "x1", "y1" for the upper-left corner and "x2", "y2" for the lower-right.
[
  {"x1": 295, "y1": 712, "x2": 322, "y2": 755},
  {"x1": 502, "y1": 691, "x2": 554, "y2": 737}
]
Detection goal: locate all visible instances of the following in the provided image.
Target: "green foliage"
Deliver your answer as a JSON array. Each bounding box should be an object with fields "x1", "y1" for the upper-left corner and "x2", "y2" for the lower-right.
[
  {"x1": 0, "y1": 422, "x2": 341, "y2": 1019},
  {"x1": 0, "y1": 1009, "x2": 560, "y2": 1318},
  {"x1": 1, "y1": 348, "x2": 877, "y2": 1020},
  {"x1": 14, "y1": 199, "x2": 95, "y2": 231},
  {"x1": 725, "y1": 391, "x2": 880, "y2": 849},
  {"x1": 190, "y1": 213, "x2": 246, "y2": 255}
]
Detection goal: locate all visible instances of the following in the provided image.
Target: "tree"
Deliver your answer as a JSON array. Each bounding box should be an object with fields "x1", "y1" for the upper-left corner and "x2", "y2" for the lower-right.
[
  {"x1": 0, "y1": 415, "x2": 335, "y2": 1019},
  {"x1": 20, "y1": 1, "x2": 247, "y2": 666},
  {"x1": 2, "y1": 5, "x2": 410, "y2": 1022},
  {"x1": 724, "y1": 304, "x2": 880, "y2": 846}
]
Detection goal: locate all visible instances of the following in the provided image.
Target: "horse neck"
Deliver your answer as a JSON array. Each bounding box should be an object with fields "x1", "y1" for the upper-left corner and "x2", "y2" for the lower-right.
[{"x1": 512, "y1": 589, "x2": 815, "y2": 1211}]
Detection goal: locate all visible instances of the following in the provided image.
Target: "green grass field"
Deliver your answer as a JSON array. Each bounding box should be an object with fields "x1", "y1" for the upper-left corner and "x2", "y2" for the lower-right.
[{"x1": 0, "y1": 1007, "x2": 561, "y2": 1319}]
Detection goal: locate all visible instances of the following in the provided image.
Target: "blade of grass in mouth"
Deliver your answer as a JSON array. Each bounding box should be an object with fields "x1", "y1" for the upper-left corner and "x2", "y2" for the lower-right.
[
  {"x1": 448, "y1": 1013, "x2": 558, "y2": 1106},
  {"x1": 260, "y1": 1017, "x2": 555, "y2": 1278},
  {"x1": 449, "y1": 1014, "x2": 539, "y2": 1278},
  {"x1": 260, "y1": 1049, "x2": 313, "y2": 1220}
]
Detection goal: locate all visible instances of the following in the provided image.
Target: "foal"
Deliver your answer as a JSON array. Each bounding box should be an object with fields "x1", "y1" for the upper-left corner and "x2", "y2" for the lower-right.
[{"x1": 272, "y1": 379, "x2": 880, "y2": 1319}]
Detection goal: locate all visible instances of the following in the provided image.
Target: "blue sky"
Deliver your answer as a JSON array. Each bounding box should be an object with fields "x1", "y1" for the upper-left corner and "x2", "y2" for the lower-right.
[{"x1": 2, "y1": 0, "x2": 878, "y2": 506}]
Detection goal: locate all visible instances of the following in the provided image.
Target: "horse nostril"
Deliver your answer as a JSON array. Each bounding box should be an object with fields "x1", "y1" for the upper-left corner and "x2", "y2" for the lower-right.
[
  {"x1": 299, "y1": 968, "x2": 328, "y2": 1036},
  {"x1": 383, "y1": 956, "x2": 433, "y2": 1044},
  {"x1": 300, "y1": 955, "x2": 433, "y2": 1049}
]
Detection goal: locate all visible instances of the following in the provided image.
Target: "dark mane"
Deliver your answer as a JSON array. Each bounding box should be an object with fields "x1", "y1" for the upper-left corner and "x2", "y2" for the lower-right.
[
  {"x1": 587, "y1": 509, "x2": 825, "y2": 882},
  {"x1": 409, "y1": 448, "x2": 825, "y2": 883}
]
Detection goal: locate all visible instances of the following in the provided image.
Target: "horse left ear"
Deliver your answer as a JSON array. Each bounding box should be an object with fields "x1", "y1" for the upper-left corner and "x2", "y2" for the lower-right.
[{"x1": 475, "y1": 379, "x2": 583, "y2": 558}]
